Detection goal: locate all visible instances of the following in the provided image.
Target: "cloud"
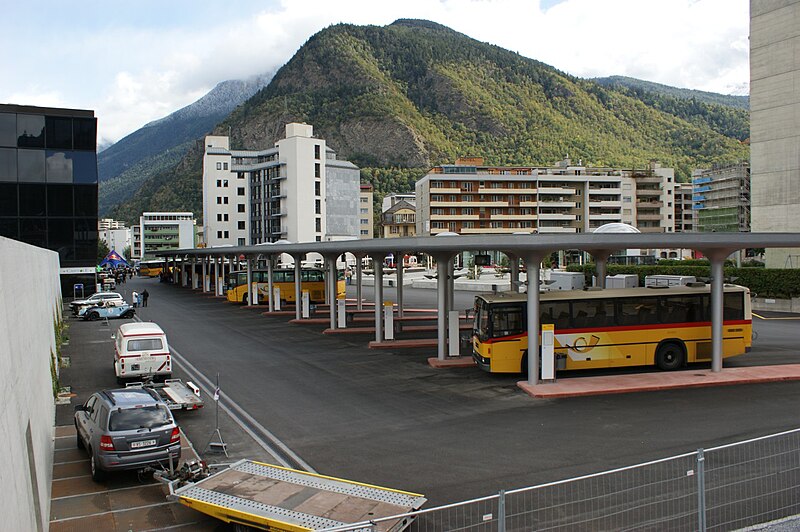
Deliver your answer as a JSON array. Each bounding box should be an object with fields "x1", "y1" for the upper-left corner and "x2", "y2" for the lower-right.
[{"x1": 2, "y1": 0, "x2": 749, "y2": 144}]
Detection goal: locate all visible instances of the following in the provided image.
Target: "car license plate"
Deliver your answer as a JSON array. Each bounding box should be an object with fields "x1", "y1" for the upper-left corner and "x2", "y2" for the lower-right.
[
  {"x1": 131, "y1": 439, "x2": 157, "y2": 449},
  {"x1": 131, "y1": 364, "x2": 140, "y2": 371}
]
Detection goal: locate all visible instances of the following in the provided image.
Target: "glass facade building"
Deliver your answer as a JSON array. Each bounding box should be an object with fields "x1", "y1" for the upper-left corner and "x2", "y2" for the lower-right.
[{"x1": 0, "y1": 104, "x2": 98, "y2": 267}]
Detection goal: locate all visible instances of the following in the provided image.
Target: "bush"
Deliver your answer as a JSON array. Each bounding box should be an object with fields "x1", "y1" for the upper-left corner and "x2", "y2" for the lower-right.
[{"x1": 566, "y1": 264, "x2": 800, "y2": 299}]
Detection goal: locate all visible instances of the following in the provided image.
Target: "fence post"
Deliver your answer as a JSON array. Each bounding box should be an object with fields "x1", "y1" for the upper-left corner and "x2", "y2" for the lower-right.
[
  {"x1": 697, "y1": 448, "x2": 707, "y2": 532},
  {"x1": 498, "y1": 489, "x2": 506, "y2": 532}
]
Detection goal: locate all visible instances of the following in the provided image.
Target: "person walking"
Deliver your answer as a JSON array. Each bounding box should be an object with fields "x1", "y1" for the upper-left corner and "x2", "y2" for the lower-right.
[
  {"x1": 142, "y1": 289, "x2": 149, "y2": 307},
  {"x1": 131, "y1": 290, "x2": 139, "y2": 308}
]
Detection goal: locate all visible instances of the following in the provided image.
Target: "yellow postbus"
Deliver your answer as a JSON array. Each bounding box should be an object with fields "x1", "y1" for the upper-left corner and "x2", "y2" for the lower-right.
[
  {"x1": 471, "y1": 284, "x2": 752, "y2": 374},
  {"x1": 138, "y1": 260, "x2": 166, "y2": 278},
  {"x1": 226, "y1": 268, "x2": 346, "y2": 305}
]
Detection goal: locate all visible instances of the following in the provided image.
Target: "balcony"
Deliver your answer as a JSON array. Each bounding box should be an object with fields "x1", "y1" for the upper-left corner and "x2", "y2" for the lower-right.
[
  {"x1": 538, "y1": 201, "x2": 576, "y2": 208},
  {"x1": 491, "y1": 214, "x2": 538, "y2": 221},
  {"x1": 432, "y1": 200, "x2": 508, "y2": 208},
  {"x1": 636, "y1": 201, "x2": 663, "y2": 209},
  {"x1": 460, "y1": 227, "x2": 533, "y2": 235},
  {"x1": 635, "y1": 176, "x2": 662, "y2": 184},
  {"x1": 589, "y1": 213, "x2": 622, "y2": 220},
  {"x1": 589, "y1": 200, "x2": 622, "y2": 207},
  {"x1": 538, "y1": 187, "x2": 576, "y2": 195},
  {"x1": 538, "y1": 213, "x2": 577, "y2": 221},
  {"x1": 430, "y1": 214, "x2": 479, "y2": 221},
  {"x1": 430, "y1": 187, "x2": 461, "y2": 194},
  {"x1": 636, "y1": 188, "x2": 662, "y2": 196},
  {"x1": 637, "y1": 214, "x2": 663, "y2": 221}
]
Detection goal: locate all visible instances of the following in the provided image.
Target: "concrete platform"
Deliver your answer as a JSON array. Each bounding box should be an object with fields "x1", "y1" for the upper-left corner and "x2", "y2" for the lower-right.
[
  {"x1": 517, "y1": 364, "x2": 800, "y2": 399},
  {"x1": 369, "y1": 338, "x2": 438, "y2": 349},
  {"x1": 428, "y1": 356, "x2": 477, "y2": 369}
]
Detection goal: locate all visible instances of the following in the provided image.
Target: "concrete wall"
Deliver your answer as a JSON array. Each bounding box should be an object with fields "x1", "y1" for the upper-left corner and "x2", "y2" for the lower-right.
[
  {"x1": 750, "y1": 0, "x2": 800, "y2": 267},
  {"x1": 0, "y1": 236, "x2": 62, "y2": 531}
]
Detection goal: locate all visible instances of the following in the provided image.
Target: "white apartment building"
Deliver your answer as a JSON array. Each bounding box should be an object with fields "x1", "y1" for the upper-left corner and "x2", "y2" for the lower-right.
[
  {"x1": 132, "y1": 212, "x2": 195, "y2": 260},
  {"x1": 359, "y1": 184, "x2": 374, "y2": 239},
  {"x1": 416, "y1": 158, "x2": 677, "y2": 237},
  {"x1": 382, "y1": 193, "x2": 416, "y2": 212},
  {"x1": 203, "y1": 123, "x2": 360, "y2": 247},
  {"x1": 99, "y1": 227, "x2": 131, "y2": 257},
  {"x1": 98, "y1": 218, "x2": 126, "y2": 231}
]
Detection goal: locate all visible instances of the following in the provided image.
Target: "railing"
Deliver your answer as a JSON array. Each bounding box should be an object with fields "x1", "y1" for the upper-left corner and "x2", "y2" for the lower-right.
[{"x1": 320, "y1": 428, "x2": 800, "y2": 532}]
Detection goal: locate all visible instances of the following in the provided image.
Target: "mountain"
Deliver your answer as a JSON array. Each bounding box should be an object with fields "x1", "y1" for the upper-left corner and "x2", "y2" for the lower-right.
[
  {"x1": 593, "y1": 76, "x2": 749, "y2": 110},
  {"x1": 108, "y1": 19, "x2": 749, "y2": 224},
  {"x1": 98, "y1": 74, "x2": 272, "y2": 215}
]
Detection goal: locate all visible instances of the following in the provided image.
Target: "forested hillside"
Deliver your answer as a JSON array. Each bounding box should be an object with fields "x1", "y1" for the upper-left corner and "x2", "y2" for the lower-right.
[{"x1": 110, "y1": 19, "x2": 748, "y2": 225}]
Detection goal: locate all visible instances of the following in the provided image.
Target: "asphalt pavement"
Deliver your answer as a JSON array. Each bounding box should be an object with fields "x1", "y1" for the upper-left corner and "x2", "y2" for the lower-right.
[{"x1": 101, "y1": 277, "x2": 800, "y2": 509}]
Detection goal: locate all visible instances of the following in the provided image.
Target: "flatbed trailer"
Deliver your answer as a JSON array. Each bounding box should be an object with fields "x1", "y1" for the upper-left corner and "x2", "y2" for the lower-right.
[
  {"x1": 170, "y1": 459, "x2": 426, "y2": 531},
  {"x1": 126, "y1": 379, "x2": 204, "y2": 410}
]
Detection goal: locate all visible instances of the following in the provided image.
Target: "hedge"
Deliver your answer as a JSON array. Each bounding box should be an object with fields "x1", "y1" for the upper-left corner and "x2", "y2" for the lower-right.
[{"x1": 565, "y1": 264, "x2": 800, "y2": 299}]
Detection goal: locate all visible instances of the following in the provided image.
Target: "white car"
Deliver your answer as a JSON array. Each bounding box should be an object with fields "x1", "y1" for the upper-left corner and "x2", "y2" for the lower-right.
[
  {"x1": 114, "y1": 322, "x2": 172, "y2": 382},
  {"x1": 70, "y1": 292, "x2": 124, "y2": 315}
]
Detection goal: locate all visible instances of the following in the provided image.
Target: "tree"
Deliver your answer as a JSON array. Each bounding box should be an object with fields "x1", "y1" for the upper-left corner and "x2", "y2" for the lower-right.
[
  {"x1": 122, "y1": 245, "x2": 132, "y2": 261},
  {"x1": 97, "y1": 239, "x2": 110, "y2": 264}
]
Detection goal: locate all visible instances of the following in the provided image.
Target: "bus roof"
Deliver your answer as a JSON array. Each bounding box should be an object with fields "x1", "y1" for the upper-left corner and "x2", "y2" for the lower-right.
[{"x1": 477, "y1": 284, "x2": 748, "y2": 304}]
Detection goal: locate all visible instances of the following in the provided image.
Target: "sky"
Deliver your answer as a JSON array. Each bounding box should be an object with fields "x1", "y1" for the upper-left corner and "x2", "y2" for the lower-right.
[{"x1": 0, "y1": 0, "x2": 750, "y2": 146}]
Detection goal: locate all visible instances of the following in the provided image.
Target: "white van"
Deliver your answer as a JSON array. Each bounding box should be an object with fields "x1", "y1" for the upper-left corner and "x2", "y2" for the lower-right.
[{"x1": 114, "y1": 322, "x2": 171, "y2": 382}]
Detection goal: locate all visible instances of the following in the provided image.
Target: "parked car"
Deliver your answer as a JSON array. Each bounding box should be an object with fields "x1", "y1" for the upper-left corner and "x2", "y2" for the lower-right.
[
  {"x1": 74, "y1": 387, "x2": 182, "y2": 481},
  {"x1": 114, "y1": 322, "x2": 172, "y2": 382},
  {"x1": 70, "y1": 292, "x2": 124, "y2": 315},
  {"x1": 80, "y1": 301, "x2": 135, "y2": 321}
]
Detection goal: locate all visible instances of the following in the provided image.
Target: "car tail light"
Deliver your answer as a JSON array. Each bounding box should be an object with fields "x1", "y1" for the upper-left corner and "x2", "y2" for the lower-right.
[
  {"x1": 100, "y1": 435, "x2": 115, "y2": 451},
  {"x1": 170, "y1": 427, "x2": 180, "y2": 444}
]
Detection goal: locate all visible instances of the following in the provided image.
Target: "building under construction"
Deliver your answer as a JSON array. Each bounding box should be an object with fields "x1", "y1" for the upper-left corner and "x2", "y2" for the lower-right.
[{"x1": 692, "y1": 162, "x2": 750, "y2": 233}]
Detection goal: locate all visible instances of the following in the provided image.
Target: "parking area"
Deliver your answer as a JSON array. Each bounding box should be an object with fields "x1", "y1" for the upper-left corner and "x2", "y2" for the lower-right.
[{"x1": 57, "y1": 276, "x2": 800, "y2": 516}]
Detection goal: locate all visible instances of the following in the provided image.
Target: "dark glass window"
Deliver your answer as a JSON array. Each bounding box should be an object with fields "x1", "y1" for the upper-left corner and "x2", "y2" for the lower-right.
[
  {"x1": 73, "y1": 118, "x2": 96, "y2": 150},
  {"x1": 17, "y1": 149, "x2": 45, "y2": 182},
  {"x1": 47, "y1": 184, "x2": 73, "y2": 216},
  {"x1": 73, "y1": 185, "x2": 97, "y2": 216},
  {"x1": 314, "y1": 163, "x2": 320, "y2": 178},
  {"x1": 0, "y1": 183, "x2": 17, "y2": 215},
  {"x1": 617, "y1": 297, "x2": 659, "y2": 326},
  {"x1": 17, "y1": 114, "x2": 44, "y2": 148},
  {"x1": 45, "y1": 150, "x2": 73, "y2": 183},
  {"x1": 71, "y1": 151, "x2": 97, "y2": 184},
  {"x1": 74, "y1": 218, "x2": 97, "y2": 261},
  {"x1": 0, "y1": 148, "x2": 16, "y2": 181},
  {"x1": 18, "y1": 184, "x2": 46, "y2": 216},
  {"x1": 0, "y1": 218, "x2": 18, "y2": 239},
  {"x1": 48, "y1": 218, "x2": 73, "y2": 262},
  {"x1": 315, "y1": 182, "x2": 320, "y2": 196},
  {"x1": 46, "y1": 116, "x2": 73, "y2": 149},
  {"x1": 314, "y1": 144, "x2": 320, "y2": 159},
  {"x1": 20, "y1": 218, "x2": 47, "y2": 247},
  {"x1": 490, "y1": 304, "x2": 525, "y2": 338},
  {"x1": 0, "y1": 113, "x2": 16, "y2": 147}
]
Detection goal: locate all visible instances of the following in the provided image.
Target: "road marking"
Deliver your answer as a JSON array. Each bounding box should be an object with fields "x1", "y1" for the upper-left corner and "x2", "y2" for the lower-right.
[
  {"x1": 51, "y1": 482, "x2": 158, "y2": 501},
  {"x1": 752, "y1": 312, "x2": 800, "y2": 320},
  {"x1": 132, "y1": 316, "x2": 315, "y2": 473},
  {"x1": 49, "y1": 501, "x2": 174, "y2": 523}
]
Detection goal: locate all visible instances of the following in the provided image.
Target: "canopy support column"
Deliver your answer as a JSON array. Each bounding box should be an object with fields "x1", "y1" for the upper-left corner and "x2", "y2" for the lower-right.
[
  {"x1": 327, "y1": 255, "x2": 338, "y2": 329},
  {"x1": 523, "y1": 253, "x2": 545, "y2": 386},
  {"x1": 396, "y1": 251, "x2": 404, "y2": 318},
  {"x1": 294, "y1": 255, "x2": 303, "y2": 321},
  {"x1": 246, "y1": 257, "x2": 253, "y2": 306},
  {"x1": 374, "y1": 258, "x2": 384, "y2": 343}
]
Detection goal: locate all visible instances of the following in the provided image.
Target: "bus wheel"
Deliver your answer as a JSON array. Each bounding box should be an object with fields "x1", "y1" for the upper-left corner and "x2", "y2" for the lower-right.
[
  {"x1": 656, "y1": 342, "x2": 684, "y2": 371},
  {"x1": 242, "y1": 293, "x2": 248, "y2": 305}
]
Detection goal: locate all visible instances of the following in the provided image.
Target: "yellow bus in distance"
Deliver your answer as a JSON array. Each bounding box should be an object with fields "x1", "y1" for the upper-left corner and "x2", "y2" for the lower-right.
[
  {"x1": 472, "y1": 284, "x2": 752, "y2": 374},
  {"x1": 138, "y1": 260, "x2": 166, "y2": 278},
  {"x1": 226, "y1": 268, "x2": 346, "y2": 304}
]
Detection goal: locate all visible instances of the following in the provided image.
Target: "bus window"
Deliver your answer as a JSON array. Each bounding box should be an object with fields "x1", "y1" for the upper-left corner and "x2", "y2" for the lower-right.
[
  {"x1": 475, "y1": 300, "x2": 490, "y2": 341},
  {"x1": 724, "y1": 292, "x2": 744, "y2": 320},
  {"x1": 302, "y1": 270, "x2": 324, "y2": 282},
  {"x1": 490, "y1": 305, "x2": 525, "y2": 338},
  {"x1": 572, "y1": 299, "x2": 614, "y2": 328},
  {"x1": 618, "y1": 298, "x2": 658, "y2": 326},
  {"x1": 237, "y1": 273, "x2": 246, "y2": 286},
  {"x1": 540, "y1": 301, "x2": 570, "y2": 330}
]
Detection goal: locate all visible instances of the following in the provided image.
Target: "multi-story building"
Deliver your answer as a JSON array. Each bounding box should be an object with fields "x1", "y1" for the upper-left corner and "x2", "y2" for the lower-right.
[
  {"x1": 203, "y1": 123, "x2": 360, "y2": 247},
  {"x1": 674, "y1": 183, "x2": 695, "y2": 233},
  {"x1": 359, "y1": 184, "x2": 374, "y2": 239},
  {"x1": 692, "y1": 162, "x2": 750, "y2": 233},
  {"x1": 382, "y1": 193, "x2": 416, "y2": 213},
  {"x1": 132, "y1": 212, "x2": 195, "y2": 261},
  {"x1": 98, "y1": 218, "x2": 126, "y2": 231},
  {"x1": 750, "y1": 0, "x2": 800, "y2": 267},
  {"x1": 0, "y1": 104, "x2": 98, "y2": 271},
  {"x1": 381, "y1": 199, "x2": 416, "y2": 238},
  {"x1": 416, "y1": 158, "x2": 676, "y2": 237}
]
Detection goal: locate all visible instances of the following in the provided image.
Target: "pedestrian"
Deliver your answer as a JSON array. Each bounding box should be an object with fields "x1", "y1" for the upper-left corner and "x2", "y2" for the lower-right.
[
  {"x1": 142, "y1": 289, "x2": 149, "y2": 307},
  {"x1": 345, "y1": 267, "x2": 352, "y2": 285},
  {"x1": 132, "y1": 290, "x2": 139, "y2": 308}
]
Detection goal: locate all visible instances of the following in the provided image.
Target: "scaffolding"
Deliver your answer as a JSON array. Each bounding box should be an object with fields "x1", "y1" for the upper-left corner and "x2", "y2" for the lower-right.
[{"x1": 692, "y1": 162, "x2": 750, "y2": 233}]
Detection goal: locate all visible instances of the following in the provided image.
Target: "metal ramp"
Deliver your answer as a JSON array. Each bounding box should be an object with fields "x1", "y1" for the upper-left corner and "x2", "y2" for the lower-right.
[{"x1": 173, "y1": 460, "x2": 426, "y2": 531}]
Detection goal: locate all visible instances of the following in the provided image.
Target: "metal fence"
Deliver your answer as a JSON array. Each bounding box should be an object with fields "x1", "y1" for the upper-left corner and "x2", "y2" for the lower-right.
[{"x1": 320, "y1": 427, "x2": 800, "y2": 532}]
